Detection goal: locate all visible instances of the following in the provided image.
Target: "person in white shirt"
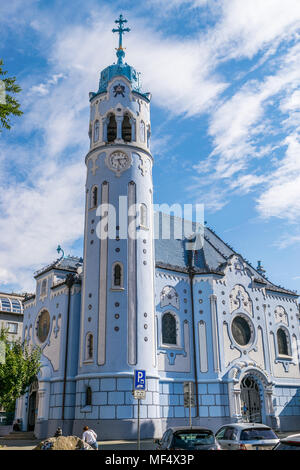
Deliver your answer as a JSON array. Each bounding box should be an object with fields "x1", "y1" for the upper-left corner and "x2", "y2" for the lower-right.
[{"x1": 82, "y1": 425, "x2": 98, "y2": 450}]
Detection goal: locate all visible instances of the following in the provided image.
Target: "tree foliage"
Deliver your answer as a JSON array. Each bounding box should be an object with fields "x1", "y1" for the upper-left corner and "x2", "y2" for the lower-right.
[
  {"x1": 0, "y1": 59, "x2": 23, "y2": 131},
  {"x1": 0, "y1": 329, "x2": 41, "y2": 413}
]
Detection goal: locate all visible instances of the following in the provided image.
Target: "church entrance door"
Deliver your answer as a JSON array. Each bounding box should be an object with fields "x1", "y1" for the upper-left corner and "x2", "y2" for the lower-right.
[
  {"x1": 240, "y1": 375, "x2": 262, "y2": 423},
  {"x1": 27, "y1": 380, "x2": 39, "y2": 431}
]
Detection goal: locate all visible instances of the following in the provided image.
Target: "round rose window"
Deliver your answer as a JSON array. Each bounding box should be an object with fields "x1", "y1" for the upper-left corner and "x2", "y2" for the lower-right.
[
  {"x1": 37, "y1": 310, "x2": 50, "y2": 343},
  {"x1": 231, "y1": 315, "x2": 252, "y2": 346}
]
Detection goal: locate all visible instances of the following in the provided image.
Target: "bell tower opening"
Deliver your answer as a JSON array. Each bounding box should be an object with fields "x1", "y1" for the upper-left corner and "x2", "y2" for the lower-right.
[
  {"x1": 107, "y1": 114, "x2": 117, "y2": 142},
  {"x1": 122, "y1": 114, "x2": 132, "y2": 142}
]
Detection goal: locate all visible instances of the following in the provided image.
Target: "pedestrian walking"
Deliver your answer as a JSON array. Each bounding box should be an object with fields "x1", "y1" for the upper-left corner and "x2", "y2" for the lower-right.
[
  {"x1": 82, "y1": 425, "x2": 98, "y2": 450},
  {"x1": 54, "y1": 427, "x2": 62, "y2": 437}
]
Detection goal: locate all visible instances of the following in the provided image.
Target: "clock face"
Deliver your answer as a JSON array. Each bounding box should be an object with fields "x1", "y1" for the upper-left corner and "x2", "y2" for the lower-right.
[{"x1": 107, "y1": 151, "x2": 131, "y2": 174}]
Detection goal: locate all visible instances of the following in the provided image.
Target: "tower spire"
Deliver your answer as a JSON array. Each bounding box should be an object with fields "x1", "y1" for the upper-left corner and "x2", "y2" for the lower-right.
[{"x1": 112, "y1": 14, "x2": 130, "y2": 65}]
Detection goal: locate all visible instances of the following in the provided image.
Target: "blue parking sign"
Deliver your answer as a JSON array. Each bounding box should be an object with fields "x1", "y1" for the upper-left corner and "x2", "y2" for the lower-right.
[{"x1": 134, "y1": 370, "x2": 146, "y2": 390}]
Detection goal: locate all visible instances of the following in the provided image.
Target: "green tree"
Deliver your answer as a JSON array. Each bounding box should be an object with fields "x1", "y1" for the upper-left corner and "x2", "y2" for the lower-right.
[
  {"x1": 0, "y1": 329, "x2": 41, "y2": 413},
  {"x1": 0, "y1": 59, "x2": 23, "y2": 131}
]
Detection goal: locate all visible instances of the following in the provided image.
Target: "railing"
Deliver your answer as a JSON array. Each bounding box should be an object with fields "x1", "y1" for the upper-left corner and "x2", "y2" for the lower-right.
[{"x1": 238, "y1": 412, "x2": 262, "y2": 423}]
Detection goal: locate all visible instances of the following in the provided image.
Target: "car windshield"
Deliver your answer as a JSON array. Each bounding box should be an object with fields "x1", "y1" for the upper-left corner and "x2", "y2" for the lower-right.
[
  {"x1": 240, "y1": 428, "x2": 277, "y2": 441},
  {"x1": 172, "y1": 431, "x2": 215, "y2": 449},
  {"x1": 275, "y1": 442, "x2": 300, "y2": 450}
]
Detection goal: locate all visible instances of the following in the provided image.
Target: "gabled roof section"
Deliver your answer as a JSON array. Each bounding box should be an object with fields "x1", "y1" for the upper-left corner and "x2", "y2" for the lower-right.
[
  {"x1": 34, "y1": 255, "x2": 83, "y2": 279},
  {"x1": 154, "y1": 213, "x2": 298, "y2": 297}
]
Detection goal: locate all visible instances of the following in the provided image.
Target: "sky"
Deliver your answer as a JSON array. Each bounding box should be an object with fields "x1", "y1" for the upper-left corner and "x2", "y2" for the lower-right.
[{"x1": 0, "y1": 0, "x2": 300, "y2": 293}]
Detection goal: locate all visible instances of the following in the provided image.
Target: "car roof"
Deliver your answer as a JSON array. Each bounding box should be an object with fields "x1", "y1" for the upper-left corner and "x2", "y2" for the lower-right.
[
  {"x1": 219, "y1": 423, "x2": 272, "y2": 430},
  {"x1": 281, "y1": 434, "x2": 300, "y2": 442},
  {"x1": 166, "y1": 426, "x2": 214, "y2": 433}
]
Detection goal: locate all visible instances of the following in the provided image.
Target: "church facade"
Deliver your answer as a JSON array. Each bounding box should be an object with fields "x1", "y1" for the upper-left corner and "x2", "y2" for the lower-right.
[{"x1": 16, "y1": 17, "x2": 300, "y2": 440}]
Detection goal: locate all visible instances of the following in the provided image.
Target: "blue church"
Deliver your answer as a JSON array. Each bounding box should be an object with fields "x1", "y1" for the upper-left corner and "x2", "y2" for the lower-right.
[{"x1": 16, "y1": 16, "x2": 300, "y2": 440}]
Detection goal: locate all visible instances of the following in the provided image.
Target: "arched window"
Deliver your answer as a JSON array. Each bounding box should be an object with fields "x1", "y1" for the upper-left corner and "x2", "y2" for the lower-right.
[
  {"x1": 107, "y1": 114, "x2": 117, "y2": 142},
  {"x1": 89, "y1": 124, "x2": 92, "y2": 145},
  {"x1": 147, "y1": 126, "x2": 151, "y2": 147},
  {"x1": 277, "y1": 328, "x2": 289, "y2": 356},
  {"x1": 122, "y1": 114, "x2": 132, "y2": 142},
  {"x1": 91, "y1": 186, "x2": 98, "y2": 209},
  {"x1": 140, "y1": 203, "x2": 148, "y2": 228},
  {"x1": 41, "y1": 279, "x2": 47, "y2": 297},
  {"x1": 162, "y1": 312, "x2": 177, "y2": 345},
  {"x1": 94, "y1": 120, "x2": 100, "y2": 142},
  {"x1": 140, "y1": 121, "x2": 145, "y2": 142},
  {"x1": 113, "y1": 263, "x2": 123, "y2": 288},
  {"x1": 85, "y1": 386, "x2": 92, "y2": 406},
  {"x1": 86, "y1": 333, "x2": 93, "y2": 360}
]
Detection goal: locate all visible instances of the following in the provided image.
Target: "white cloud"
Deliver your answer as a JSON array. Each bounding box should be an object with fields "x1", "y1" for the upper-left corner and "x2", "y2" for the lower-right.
[
  {"x1": 256, "y1": 134, "x2": 300, "y2": 220},
  {"x1": 1, "y1": 0, "x2": 300, "y2": 292},
  {"x1": 204, "y1": 0, "x2": 300, "y2": 60},
  {"x1": 0, "y1": 160, "x2": 85, "y2": 291}
]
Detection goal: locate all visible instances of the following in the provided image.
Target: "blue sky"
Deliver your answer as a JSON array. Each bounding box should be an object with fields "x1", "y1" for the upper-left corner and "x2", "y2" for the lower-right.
[{"x1": 0, "y1": 0, "x2": 300, "y2": 293}]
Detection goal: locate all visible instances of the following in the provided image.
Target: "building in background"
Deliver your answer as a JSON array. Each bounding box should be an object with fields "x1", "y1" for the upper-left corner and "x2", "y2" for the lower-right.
[
  {"x1": 0, "y1": 292, "x2": 24, "y2": 423},
  {"x1": 0, "y1": 292, "x2": 24, "y2": 343},
  {"x1": 15, "y1": 16, "x2": 300, "y2": 439}
]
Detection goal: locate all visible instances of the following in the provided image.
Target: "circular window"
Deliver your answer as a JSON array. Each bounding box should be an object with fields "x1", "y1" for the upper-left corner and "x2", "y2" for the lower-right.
[
  {"x1": 37, "y1": 310, "x2": 50, "y2": 343},
  {"x1": 231, "y1": 315, "x2": 252, "y2": 346}
]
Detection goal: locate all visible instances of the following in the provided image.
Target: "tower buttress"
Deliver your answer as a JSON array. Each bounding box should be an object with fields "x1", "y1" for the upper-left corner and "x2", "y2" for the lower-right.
[{"x1": 79, "y1": 16, "x2": 157, "y2": 384}]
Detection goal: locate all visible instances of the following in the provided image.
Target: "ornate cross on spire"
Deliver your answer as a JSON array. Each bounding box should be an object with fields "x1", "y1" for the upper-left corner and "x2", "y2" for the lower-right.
[{"x1": 112, "y1": 14, "x2": 130, "y2": 65}]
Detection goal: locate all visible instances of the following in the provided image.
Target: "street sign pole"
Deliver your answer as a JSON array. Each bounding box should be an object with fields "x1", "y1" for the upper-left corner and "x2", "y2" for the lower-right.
[
  {"x1": 137, "y1": 398, "x2": 140, "y2": 451},
  {"x1": 189, "y1": 382, "x2": 192, "y2": 428},
  {"x1": 184, "y1": 381, "x2": 195, "y2": 428},
  {"x1": 134, "y1": 370, "x2": 146, "y2": 451}
]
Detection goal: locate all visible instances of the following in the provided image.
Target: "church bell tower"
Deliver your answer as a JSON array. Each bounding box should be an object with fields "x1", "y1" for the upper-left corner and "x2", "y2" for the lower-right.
[{"x1": 76, "y1": 15, "x2": 159, "y2": 435}]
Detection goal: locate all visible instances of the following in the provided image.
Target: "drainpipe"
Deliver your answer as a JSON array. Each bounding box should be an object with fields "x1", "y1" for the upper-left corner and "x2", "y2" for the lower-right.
[
  {"x1": 188, "y1": 267, "x2": 199, "y2": 418},
  {"x1": 62, "y1": 274, "x2": 75, "y2": 422}
]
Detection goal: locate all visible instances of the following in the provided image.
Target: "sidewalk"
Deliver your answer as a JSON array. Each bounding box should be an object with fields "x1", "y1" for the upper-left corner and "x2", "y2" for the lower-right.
[
  {"x1": 0, "y1": 438, "x2": 155, "y2": 451},
  {"x1": 1, "y1": 432, "x2": 299, "y2": 451}
]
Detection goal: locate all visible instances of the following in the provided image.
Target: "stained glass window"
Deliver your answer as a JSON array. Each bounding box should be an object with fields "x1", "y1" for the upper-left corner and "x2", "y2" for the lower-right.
[
  {"x1": 277, "y1": 328, "x2": 289, "y2": 355},
  {"x1": 162, "y1": 313, "x2": 177, "y2": 345},
  {"x1": 37, "y1": 310, "x2": 50, "y2": 343},
  {"x1": 113, "y1": 264, "x2": 122, "y2": 287},
  {"x1": 231, "y1": 316, "x2": 251, "y2": 346},
  {"x1": 41, "y1": 279, "x2": 47, "y2": 296}
]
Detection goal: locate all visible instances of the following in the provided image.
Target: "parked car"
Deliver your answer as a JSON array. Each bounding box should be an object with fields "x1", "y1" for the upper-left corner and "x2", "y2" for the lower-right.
[
  {"x1": 273, "y1": 434, "x2": 300, "y2": 450},
  {"x1": 215, "y1": 423, "x2": 279, "y2": 450},
  {"x1": 155, "y1": 427, "x2": 221, "y2": 450}
]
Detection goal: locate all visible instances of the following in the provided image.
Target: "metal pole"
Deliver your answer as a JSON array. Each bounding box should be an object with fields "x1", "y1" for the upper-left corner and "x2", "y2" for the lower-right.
[
  {"x1": 189, "y1": 382, "x2": 192, "y2": 428},
  {"x1": 137, "y1": 398, "x2": 140, "y2": 451}
]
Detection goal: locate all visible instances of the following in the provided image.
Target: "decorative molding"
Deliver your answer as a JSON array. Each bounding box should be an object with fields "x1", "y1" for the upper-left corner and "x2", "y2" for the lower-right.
[
  {"x1": 274, "y1": 306, "x2": 288, "y2": 326},
  {"x1": 160, "y1": 286, "x2": 180, "y2": 310},
  {"x1": 128, "y1": 181, "x2": 137, "y2": 366},
  {"x1": 230, "y1": 284, "x2": 253, "y2": 316},
  {"x1": 98, "y1": 181, "x2": 109, "y2": 366},
  {"x1": 198, "y1": 321, "x2": 208, "y2": 373},
  {"x1": 210, "y1": 294, "x2": 220, "y2": 373}
]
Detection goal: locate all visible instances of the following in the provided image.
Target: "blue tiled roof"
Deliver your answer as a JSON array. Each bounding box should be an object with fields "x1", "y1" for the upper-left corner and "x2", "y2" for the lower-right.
[
  {"x1": 154, "y1": 213, "x2": 297, "y2": 296},
  {"x1": 34, "y1": 255, "x2": 83, "y2": 278}
]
